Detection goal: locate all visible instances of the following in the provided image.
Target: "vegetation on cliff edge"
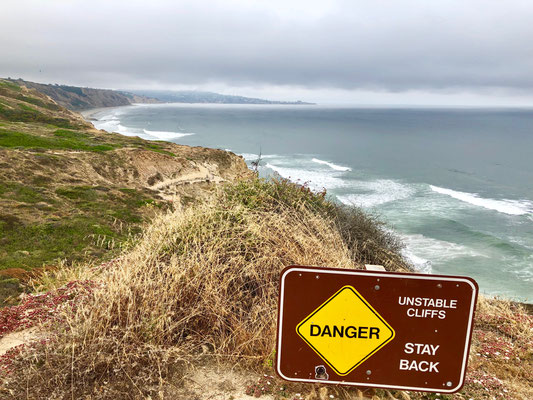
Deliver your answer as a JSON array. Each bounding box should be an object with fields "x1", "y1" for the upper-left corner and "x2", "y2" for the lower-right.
[{"x1": 0, "y1": 178, "x2": 531, "y2": 399}]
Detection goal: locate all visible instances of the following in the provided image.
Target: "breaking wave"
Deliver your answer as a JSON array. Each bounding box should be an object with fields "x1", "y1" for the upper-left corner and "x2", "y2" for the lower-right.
[
  {"x1": 337, "y1": 180, "x2": 415, "y2": 208},
  {"x1": 264, "y1": 162, "x2": 347, "y2": 190},
  {"x1": 239, "y1": 153, "x2": 279, "y2": 161},
  {"x1": 91, "y1": 111, "x2": 196, "y2": 142},
  {"x1": 142, "y1": 129, "x2": 195, "y2": 140},
  {"x1": 430, "y1": 185, "x2": 533, "y2": 216},
  {"x1": 400, "y1": 233, "x2": 485, "y2": 273},
  {"x1": 311, "y1": 158, "x2": 351, "y2": 171}
]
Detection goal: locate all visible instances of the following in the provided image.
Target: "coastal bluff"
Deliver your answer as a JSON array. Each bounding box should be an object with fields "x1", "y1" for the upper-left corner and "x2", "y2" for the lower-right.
[{"x1": 0, "y1": 78, "x2": 252, "y2": 302}]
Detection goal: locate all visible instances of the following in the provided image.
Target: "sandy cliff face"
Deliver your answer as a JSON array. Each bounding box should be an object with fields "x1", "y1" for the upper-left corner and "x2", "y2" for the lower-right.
[
  {"x1": 0, "y1": 142, "x2": 251, "y2": 225},
  {"x1": 116, "y1": 146, "x2": 251, "y2": 199}
]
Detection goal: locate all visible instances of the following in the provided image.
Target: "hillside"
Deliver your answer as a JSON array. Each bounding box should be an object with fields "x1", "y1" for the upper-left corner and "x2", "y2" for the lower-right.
[
  {"x1": 0, "y1": 177, "x2": 531, "y2": 400},
  {"x1": 0, "y1": 78, "x2": 251, "y2": 302},
  {"x1": 4, "y1": 78, "x2": 159, "y2": 110},
  {"x1": 128, "y1": 89, "x2": 314, "y2": 105}
]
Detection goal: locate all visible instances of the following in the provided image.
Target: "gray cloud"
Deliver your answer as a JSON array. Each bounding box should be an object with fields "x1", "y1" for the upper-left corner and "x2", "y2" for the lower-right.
[{"x1": 1, "y1": 0, "x2": 532, "y2": 97}]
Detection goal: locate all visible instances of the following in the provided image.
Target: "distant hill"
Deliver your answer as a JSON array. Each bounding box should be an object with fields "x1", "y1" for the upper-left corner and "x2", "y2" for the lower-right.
[
  {"x1": 2, "y1": 79, "x2": 313, "y2": 108},
  {"x1": 4, "y1": 78, "x2": 160, "y2": 110},
  {"x1": 128, "y1": 89, "x2": 314, "y2": 105}
]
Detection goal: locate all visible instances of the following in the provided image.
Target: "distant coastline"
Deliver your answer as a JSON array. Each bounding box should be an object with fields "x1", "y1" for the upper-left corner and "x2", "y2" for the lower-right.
[
  {"x1": 126, "y1": 89, "x2": 315, "y2": 105},
  {"x1": 5, "y1": 78, "x2": 314, "y2": 110}
]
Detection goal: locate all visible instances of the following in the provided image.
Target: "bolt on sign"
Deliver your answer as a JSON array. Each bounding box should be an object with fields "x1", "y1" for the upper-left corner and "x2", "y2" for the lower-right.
[{"x1": 276, "y1": 266, "x2": 478, "y2": 393}]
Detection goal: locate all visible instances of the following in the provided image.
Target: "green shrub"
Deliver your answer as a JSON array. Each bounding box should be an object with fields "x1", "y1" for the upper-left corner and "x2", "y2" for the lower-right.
[
  {"x1": 0, "y1": 107, "x2": 75, "y2": 127},
  {"x1": 55, "y1": 186, "x2": 97, "y2": 201},
  {"x1": 53, "y1": 129, "x2": 89, "y2": 139},
  {"x1": 224, "y1": 177, "x2": 409, "y2": 270},
  {"x1": 15, "y1": 94, "x2": 61, "y2": 111},
  {"x1": 0, "y1": 181, "x2": 46, "y2": 204},
  {"x1": 18, "y1": 104, "x2": 38, "y2": 113},
  {"x1": 0, "y1": 80, "x2": 22, "y2": 91}
]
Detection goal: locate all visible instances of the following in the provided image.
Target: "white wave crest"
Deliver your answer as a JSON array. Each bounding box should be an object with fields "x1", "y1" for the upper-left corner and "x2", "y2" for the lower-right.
[
  {"x1": 239, "y1": 153, "x2": 279, "y2": 160},
  {"x1": 116, "y1": 124, "x2": 142, "y2": 136},
  {"x1": 142, "y1": 129, "x2": 195, "y2": 140},
  {"x1": 93, "y1": 119, "x2": 136, "y2": 136},
  {"x1": 93, "y1": 119, "x2": 120, "y2": 132},
  {"x1": 92, "y1": 115, "x2": 134, "y2": 134},
  {"x1": 311, "y1": 158, "x2": 351, "y2": 171},
  {"x1": 401, "y1": 233, "x2": 484, "y2": 273},
  {"x1": 337, "y1": 180, "x2": 415, "y2": 208},
  {"x1": 511, "y1": 260, "x2": 533, "y2": 282},
  {"x1": 430, "y1": 185, "x2": 533, "y2": 216},
  {"x1": 265, "y1": 163, "x2": 346, "y2": 190},
  {"x1": 402, "y1": 248, "x2": 432, "y2": 274}
]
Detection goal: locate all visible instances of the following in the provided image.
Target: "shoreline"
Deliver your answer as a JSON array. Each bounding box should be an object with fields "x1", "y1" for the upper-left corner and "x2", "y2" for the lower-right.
[
  {"x1": 78, "y1": 105, "x2": 533, "y2": 305},
  {"x1": 79, "y1": 106, "x2": 112, "y2": 120}
]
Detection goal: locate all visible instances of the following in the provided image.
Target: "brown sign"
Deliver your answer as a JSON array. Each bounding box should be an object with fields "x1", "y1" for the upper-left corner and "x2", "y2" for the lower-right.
[{"x1": 276, "y1": 266, "x2": 478, "y2": 393}]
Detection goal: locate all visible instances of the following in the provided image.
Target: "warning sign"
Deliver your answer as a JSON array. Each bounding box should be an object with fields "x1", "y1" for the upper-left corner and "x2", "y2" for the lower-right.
[
  {"x1": 296, "y1": 286, "x2": 394, "y2": 376},
  {"x1": 276, "y1": 266, "x2": 478, "y2": 393}
]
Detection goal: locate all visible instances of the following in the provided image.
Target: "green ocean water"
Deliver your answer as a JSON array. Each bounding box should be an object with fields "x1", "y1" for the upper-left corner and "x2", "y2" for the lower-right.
[{"x1": 91, "y1": 104, "x2": 533, "y2": 302}]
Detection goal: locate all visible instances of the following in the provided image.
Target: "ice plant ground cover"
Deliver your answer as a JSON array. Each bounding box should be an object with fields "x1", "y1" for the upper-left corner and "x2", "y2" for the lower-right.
[
  {"x1": 0, "y1": 280, "x2": 97, "y2": 374},
  {"x1": 0, "y1": 280, "x2": 97, "y2": 337}
]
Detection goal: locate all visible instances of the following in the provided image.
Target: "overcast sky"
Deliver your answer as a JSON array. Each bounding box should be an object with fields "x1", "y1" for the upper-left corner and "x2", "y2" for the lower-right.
[{"x1": 2, "y1": 0, "x2": 533, "y2": 105}]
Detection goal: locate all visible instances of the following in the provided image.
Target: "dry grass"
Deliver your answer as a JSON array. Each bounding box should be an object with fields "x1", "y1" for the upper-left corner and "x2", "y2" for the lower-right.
[
  {"x1": 2, "y1": 178, "x2": 388, "y2": 398},
  {"x1": 463, "y1": 297, "x2": 533, "y2": 400}
]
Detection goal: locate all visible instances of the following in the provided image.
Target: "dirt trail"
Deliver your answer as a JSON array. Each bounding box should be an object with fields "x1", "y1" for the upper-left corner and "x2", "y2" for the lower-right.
[
  {"x1": 0, "y1": 328, "x2": 37, "y2": 356},
  {"x1": 150, "y1": 164, "x2": 224, "y2": 191},
  {"x1": 166, "y1": 363, "x2": 275, "y2": 400}
]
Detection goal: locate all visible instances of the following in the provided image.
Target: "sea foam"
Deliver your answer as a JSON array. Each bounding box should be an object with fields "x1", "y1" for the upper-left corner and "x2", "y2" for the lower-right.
[
  {"x1": 430, "y1": 185, "x2": 533, "y2": 216},
  {"x1": 93, "y1": 113, "x2": 196, "y2": 141},
  {"x1": 337, "y1": 179, "x2": 415, "y2": 208},
  {"x1": 94, "y1": 120, "x2": 138, "y2": 137},
  {"x1": 265, "y1": 163, "x2": 347, "y2": 190},
  {"x1": 401, "y1": 248, "x2": 432, "y2": 274},
  {"x1": 311, "y1": 158, "x2": 351, "y2": 171},
  {"x1": 239, "y1": 153, "x2": 279, "y2": 161},
  {"x1": 142, "y1": 129, "x2": 195, "y2": 140},
  {"x1": 92, "y1": 112, "x2": 138, "y2": 136},
  {"x1": 400, "y1": 233, "x2": 484, "y2": 273}
]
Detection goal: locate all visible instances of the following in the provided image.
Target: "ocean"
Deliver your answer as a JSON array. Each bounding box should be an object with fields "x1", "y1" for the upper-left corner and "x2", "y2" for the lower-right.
[{"x1": 88, "y1": 103, "x2": 533, "y2": 302}]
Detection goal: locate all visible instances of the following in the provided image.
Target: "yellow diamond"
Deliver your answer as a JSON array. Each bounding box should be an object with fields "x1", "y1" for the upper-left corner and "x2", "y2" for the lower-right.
[{"x1": 296, "y1": 285, "x2": 395, "y2": 376}]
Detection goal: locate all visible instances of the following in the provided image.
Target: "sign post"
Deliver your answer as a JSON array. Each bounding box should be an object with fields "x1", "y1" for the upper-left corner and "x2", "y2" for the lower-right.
[{"x1": 276, "y1": 266, "x2": 478, "y2": 393}]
